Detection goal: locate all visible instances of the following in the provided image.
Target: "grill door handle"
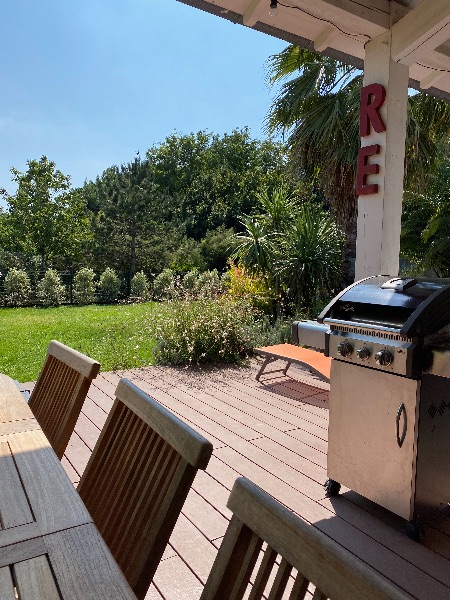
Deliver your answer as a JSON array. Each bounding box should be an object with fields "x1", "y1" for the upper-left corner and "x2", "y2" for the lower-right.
[{"x1": 396, "y1": 403, "x2": 407, "y2": 448}]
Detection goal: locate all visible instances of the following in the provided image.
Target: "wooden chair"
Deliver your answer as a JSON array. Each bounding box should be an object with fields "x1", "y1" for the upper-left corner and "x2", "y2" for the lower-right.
[
  {"x1": 28, "y1": 340, "x2": 100, "y2": 460},
  {"x1": 200, "y1": 477, "x2": 410, "y2": 600},
  {"x1": 77, "y1": 377, "x2": 213, "y2": 600}
]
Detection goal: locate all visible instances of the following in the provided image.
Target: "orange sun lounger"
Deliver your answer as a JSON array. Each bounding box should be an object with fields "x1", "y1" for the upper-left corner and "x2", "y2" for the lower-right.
[{"x1": 254, "y1": 343, "x2": 331, "y2": 383}]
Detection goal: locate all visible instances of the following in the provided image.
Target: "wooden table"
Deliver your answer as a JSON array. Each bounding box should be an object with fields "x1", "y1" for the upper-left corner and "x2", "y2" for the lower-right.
[{"x1": 0, "y1": 373, "x2": 137, "y2": 599}]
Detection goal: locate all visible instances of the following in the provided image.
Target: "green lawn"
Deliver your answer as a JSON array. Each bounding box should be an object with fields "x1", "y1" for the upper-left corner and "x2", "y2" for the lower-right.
[{"x1": 0, "y1": 303, "x2": 158, "y2": 381}]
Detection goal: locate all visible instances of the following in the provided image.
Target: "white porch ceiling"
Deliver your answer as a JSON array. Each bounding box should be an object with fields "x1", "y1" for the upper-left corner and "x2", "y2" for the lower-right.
[{"x1": 176, "y1": 0, "x2": 450, "y2": 102}]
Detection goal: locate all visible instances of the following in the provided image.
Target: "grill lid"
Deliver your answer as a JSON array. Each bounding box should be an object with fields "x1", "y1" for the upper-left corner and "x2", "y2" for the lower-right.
[{"x1": 318, "y1": 276, "x2": 450, "y2": 337}]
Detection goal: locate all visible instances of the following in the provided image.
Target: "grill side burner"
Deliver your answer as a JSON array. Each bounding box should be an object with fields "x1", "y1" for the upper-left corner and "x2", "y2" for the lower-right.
[{"x1": 308, "y1": 276, "x2": 450, "y2": 539}]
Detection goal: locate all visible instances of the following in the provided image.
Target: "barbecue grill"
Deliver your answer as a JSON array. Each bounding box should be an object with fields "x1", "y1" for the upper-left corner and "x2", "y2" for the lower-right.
[{"x1": 296, "y1": 275, "x2": 450, "y2": 540}]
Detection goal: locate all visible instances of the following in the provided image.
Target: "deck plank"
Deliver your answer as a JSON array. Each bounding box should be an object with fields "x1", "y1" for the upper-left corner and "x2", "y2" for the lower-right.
[
  {"x1": 152, "y1": 555, "x2": 203, "y2": 600},
  {"x1": 61, "y1": 361, "x2": 450, "y2": 600},
  {"x1": 168, "y1": 513, "x2": 217, "y2": 583}
]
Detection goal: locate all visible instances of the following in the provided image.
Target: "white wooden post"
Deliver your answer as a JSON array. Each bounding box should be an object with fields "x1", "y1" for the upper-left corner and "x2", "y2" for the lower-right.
[{"x1": 354, "y1": 32, "x2": 409, "y2": 280}]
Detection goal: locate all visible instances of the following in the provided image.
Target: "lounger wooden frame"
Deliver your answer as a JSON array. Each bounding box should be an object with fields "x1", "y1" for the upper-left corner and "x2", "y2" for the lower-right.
[
  {"x1": 28, "y1": 340, "x2": 100, "y2": 460},
  {"x1": 77, "y1": 378, "x2": 213, "y2": 600},
  {"x1": 200, "y1": 477, "x2": 409, "y2": 600}
]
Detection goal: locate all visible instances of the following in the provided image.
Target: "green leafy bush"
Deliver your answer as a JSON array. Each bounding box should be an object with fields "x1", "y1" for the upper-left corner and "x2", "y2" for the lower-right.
[
  {"x1": 152, "y1": 268, "x2": 177, "y2": 301},
  {"x1": 130, "y1": 271, "x2": 150, "y2": 300},
  {"x1": 195, "y1": 269, "x2": 222, "y2": 297},
  {"x1": 182, "y1": 269, "x2": 199, "y2": 294},
  {"x1": 200, "y1": 226, "x2": 237, "y2": 272},
  {"x1": 3, "y1": 268, "x2": 31, "y2": 307},
  {"x1": 73, "y1": 268, "x2": 96, "y2": 305},
  {"x1": 36, "y1": 269, "x2": 66, "y2": 307},
  {"x1": 98, "y1": 268, "x2": 121, "y2": 303},
  {"x1": 150, "y1": 297, "x2": 264, "y2": 365}
]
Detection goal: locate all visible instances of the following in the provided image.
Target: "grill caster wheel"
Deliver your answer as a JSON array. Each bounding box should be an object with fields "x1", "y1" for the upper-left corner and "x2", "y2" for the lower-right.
[
  {"x1": 405, "y1": 520, "x2": 424, "y2": 543},
  {"x1": 324, "y1": 479, "x2": 341, "y2": 497}
]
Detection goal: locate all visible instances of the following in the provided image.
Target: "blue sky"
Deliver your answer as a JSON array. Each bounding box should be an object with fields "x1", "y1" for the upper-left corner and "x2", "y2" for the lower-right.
[{"x1": 1, "y1": 0, "x2": 286, "y2": 197}]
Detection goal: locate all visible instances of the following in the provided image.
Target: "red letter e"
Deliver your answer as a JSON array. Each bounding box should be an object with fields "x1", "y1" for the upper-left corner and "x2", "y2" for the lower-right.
[{"x1": 356, "y1": 144, "x2": 381, "y2": 195}]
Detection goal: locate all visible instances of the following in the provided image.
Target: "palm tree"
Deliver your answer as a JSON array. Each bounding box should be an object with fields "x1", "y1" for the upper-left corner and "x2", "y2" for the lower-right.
[
  {"x1": 233, "y1": 186, "x2": 344, "y2": 317},
  {"x1": 233, "y1": 187, "x2": 296, "y2": 316},
  {"x1": 266, "y1": 46, "x2": 450, "y2": 282},
  {"x1": 233, "y1": 215, "x2": 275, "y2": 276},
  {"x1": 401, "y1": 147, "x2": 450, "y2": 276},
  {"x1": 275, "y1": 202, "x2": 344, "y2": 316}
]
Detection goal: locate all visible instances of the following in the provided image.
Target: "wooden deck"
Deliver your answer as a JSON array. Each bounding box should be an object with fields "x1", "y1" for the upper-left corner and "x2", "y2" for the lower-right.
[{"x1": 57, "y1": 359, "x2": 450, "y2": 600}]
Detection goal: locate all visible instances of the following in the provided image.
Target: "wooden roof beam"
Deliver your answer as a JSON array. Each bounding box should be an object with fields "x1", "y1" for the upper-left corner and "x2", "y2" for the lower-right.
[
  {"x1": 243, "y1": 0, "x2": 263, "y2": 27},
  {"x1": 420, "y1": 69, "x2": 447, "y2": 90},
  {"x1": 296, "y1": 0, "x2": 390, "y2": 30},
  {"x1": 391, "y1": 0, "x2": 450, "y2": 67},
  {"x1": 314, "y1": 25, "x2": 337, "y2": 52}
]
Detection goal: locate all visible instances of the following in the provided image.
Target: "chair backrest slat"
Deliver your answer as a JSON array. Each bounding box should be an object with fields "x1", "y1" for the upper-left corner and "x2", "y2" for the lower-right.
[
  {"x1": 289, "y1": 573, "x2": 309, "y2": 600},
  {"x1": 248, "y1": 545, "x2": 277, "y2": 600},
  {"x1": 28, "y1": 341, "x2": 100, "y2": 459},
  {"x1": 200, "y1": 477, "x2": 410, "y2": 600},
  {"x1": 77, "y1": 378, "x2": 213, "y2": 600}
]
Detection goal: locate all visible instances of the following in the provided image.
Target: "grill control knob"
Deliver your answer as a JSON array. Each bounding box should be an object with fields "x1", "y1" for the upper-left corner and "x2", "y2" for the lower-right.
[
  {"x1": 375, "y1": 349, "x2": 394, "y2": 367},
  {"x1": 356, "y1": 346, "x2": 371, "y2": 361},
  {"x1": 336, "y1": 341, "x2": 353, "y2": 358}
]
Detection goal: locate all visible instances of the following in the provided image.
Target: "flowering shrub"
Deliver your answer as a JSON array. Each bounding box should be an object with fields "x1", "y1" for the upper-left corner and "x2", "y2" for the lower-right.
[
  {"x1": 153, "y1": 268, "x2": 223, "y2": 301},
  {"x1": 4, "y1": 268, "x2": 31, "y2": 306},
  {"x1": 225, "y1": 263, "x2": 273, "y2": 313},
  {"x1": 73, "y1": 268, "x2": 96, "y2": 305},
  {"x1": 98, "y1": 268, "x2": 121, "y2": 303},
  {"x1": 130, "y1": 271, "x2": 149, "y2": 299},
  {"x1": 36, "y1": 269, "x2": 66, "y2": 306},
  {"x1": 150, "y1": 297, "x2": 264, "y2": 365}
]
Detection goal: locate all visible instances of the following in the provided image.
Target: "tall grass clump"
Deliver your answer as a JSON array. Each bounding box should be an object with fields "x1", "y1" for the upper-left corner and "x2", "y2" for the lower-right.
[{"x1": 150, "y1": 297, "x2": 264, "y2": 365}]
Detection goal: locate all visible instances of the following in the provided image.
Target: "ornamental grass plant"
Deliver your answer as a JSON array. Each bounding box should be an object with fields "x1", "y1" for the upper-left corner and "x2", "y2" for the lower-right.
[{"x1": 149, "y1": 297, "x2": 268, "y2": 365}]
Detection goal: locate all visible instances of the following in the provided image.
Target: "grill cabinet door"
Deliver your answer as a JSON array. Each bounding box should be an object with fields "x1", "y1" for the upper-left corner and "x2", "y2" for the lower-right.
[
  {"x1": 328, "y1": 361, "x2": 420, "y2": 520},
  {"x1": 414, "y1": 374, "x2": 450, "y2": 518}
]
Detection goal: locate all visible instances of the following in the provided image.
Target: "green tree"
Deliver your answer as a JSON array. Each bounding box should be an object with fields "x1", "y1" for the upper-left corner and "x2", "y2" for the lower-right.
[
  {"x1": 146, "y1": 128, "x2": 289, "y2": 240},
  {"x1": 199, "y1": 226, "x2": 237, "y2": 272},
  {"x1": 1, "y1": 156, "x2": 92, "y2": 267},
  {"x1": 266, "y1": 46, "x2": 450, "y2": 281},
  {"x1": 98, "y1": 267, "x2": 121, "y2": 303},
  {"x1": 79, "y1": 156, "x2": 182, "y2": 276},
  {"x1": 401, "y1": 146, "x2": 450, "y2": 276},
  {"x1": 3, "y1": 268, "x2": 31, "y2": 307},
  {"x1": 130, "y1": 271, "x2": 150, "y2": 299},
  {"x1": 80, "y1": 130, "x2": 291, "y2": 277},
  {"x1": 234, "y1": 216, "x2": 275, "y2": 277},
  {"x1": 36, "y1": 268, "x2": 66, "y2": 306},
  {"x1": 73, "y1": 267, "x2": 96, "y2": 305}
]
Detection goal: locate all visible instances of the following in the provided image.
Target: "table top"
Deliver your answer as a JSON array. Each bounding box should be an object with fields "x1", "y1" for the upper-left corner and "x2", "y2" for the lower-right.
[{"x1": 0, "y1": 373, "x2": 137, "y2": 599}]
